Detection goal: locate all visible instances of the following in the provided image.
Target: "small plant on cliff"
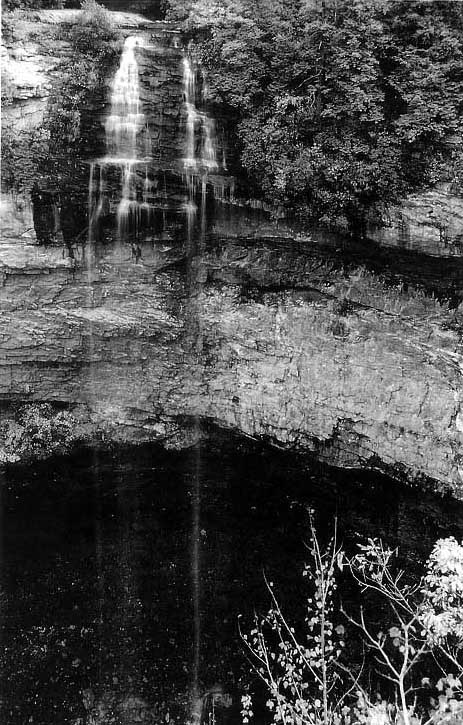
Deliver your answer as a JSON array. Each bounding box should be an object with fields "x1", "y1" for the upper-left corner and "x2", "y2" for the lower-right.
[
  {"x1": 0, "y1": 404, "x2": 77, "y2": 463},
  {"x1": 1, "y1": 125, "x2": 50, "y2": 194},
  {"x1": 240, "y1": 525, "x2": 463, "y2": 725}
]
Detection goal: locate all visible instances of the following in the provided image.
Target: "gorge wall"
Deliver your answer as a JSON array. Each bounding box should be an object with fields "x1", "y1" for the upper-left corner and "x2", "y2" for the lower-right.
[
  {"x1": 1, "y1": 10, "x2": 463, "y2": 494},
  {"x1": 1, "y1": 233, "x2": 462, "y2": 493}
]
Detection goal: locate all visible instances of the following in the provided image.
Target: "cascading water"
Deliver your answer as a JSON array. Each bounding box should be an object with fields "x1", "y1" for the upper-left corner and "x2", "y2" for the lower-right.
[
  {"x1": 181, "y1": 55, "x2": 218, "y2": 720},
  {"x1": 182, "y1": 55, "x2": 236, "y2": 218},
  {"x1": 105, "y1": 36, "x2": 143, "y2": 157},
  {"x1": 88, "y1": 36, "x2": 152, "y2": 244},
  {"x1": 182, "y1": 55, "x2": 219, "y2": 185}
]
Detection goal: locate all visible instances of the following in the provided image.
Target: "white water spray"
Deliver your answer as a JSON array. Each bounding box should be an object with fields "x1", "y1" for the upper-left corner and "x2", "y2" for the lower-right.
[
  {"x1": 182, "y1": 56, "x2": 218, "y2": 175},
  {"x1": 182, "y1": 56, "x2": 218, "y2": 718},
  {"x1": 105, "y1": 37, "x2": 144, "y2": 155},
  {"x1": 88, "y1": 36, "x2": 151, "y2": 244}
]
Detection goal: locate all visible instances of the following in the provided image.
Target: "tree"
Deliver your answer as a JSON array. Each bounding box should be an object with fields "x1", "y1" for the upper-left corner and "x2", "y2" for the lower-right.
[
  {"x1": 240, "y1": 521, "x2": 350, "y2": 725},
  {"x1": 165, "y1": 0, "x2": 463, "y2": 232}
]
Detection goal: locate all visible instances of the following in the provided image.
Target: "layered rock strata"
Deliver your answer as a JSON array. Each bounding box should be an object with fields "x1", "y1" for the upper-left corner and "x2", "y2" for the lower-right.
[{"x1": 0, "y1": 236, "x2": 462, "y2": 493}]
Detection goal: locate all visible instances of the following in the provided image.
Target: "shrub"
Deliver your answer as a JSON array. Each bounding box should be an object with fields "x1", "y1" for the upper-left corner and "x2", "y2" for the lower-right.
[
  {"x1": 0, "y1": 404, "x2": 77, "y2": 463},
  {"x1": 240, "y1": 522, "x2": 346, "y2": 725},
  {"x1": 240, "y1": 524, "x2": 463, "y2": 725},
  {"x1": 67, "y1": 0, "x2": 121, "y2": 60}
]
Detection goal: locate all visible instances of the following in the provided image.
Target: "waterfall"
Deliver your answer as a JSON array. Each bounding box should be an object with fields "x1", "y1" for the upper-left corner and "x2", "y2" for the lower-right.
[
  {"x1": 86, "y1": 41, "x2": 232, "y2": 249},
  {"x1": 105, "y1": 36, "x2": 143, "y2": 156},
  {"x1": 182, "y1": 54, "x2": 236, "y2": 229},
  {"x1": 182, "y1": 56, "x2": 218, "y2": 176},
  {"x1": 88, "y1": 162, "x2": 96, "y2": 244},
  {"x1": 181, "y1": 55, "x2": 217, "y2": 719},
  {"x1": 88, "y1": 35, "x2": 151, "y2": 244},
  {"x1": 183, "y1": 57, "x2": 200, "y2": 170}
]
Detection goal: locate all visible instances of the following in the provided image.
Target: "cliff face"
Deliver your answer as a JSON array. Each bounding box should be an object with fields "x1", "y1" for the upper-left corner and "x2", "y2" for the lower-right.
[
  {"x1": 1, "y1": 234, "x2": 462, "y2": 492},
  {"x1": 1, "y1": 10, "x2": 463, "y2": 493}
]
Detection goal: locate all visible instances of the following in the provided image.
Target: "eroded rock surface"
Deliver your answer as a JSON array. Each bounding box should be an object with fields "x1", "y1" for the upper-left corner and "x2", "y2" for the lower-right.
[
  {"x1": 368, "y1": 184, "x2": 463, "y2": 258},
  {"x1": 1, "y1": 235, "x2": 462, "y2": 493}
]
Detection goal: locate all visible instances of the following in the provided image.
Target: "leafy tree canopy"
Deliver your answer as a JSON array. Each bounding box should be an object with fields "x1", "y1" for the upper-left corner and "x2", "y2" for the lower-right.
[{"x1": 167, "y1": 0, "x2": 463, "y2": 231}]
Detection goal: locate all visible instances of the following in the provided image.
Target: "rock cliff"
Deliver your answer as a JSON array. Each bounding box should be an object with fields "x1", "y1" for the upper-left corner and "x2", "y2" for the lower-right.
[
  {"x1": 367, "y1": 184, "x2": 463, "y2": 258},
  {"x1": 0, "y1": 233, "x2": 462, "y2": 493}
]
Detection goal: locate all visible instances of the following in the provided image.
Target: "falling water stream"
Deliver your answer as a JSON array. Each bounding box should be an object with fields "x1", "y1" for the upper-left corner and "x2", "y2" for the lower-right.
[
  {"x1": 88, "y1": 36, "x2": 151, "y2": 245},
  {"x1": 87, "y1": 42, "x2": 227, "y2": 720},
  {"x1": 182, "y1": 56, "x2": 218, "y2": 175},
  {"x1": 180, "y1": 54, "x2": 219, "y2": 718}
]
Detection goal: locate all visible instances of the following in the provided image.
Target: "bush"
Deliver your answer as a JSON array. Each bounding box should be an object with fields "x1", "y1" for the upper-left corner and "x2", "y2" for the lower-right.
[
  {"x1": 1, "y1": 125, "x2": 49, "y2": 193},
  {"x1": 0, "y1": 404, "x2": 78, "y2": 463},
  {"x1": 67, "y1": 0, "x2": 121, "y2": 59},
  {"x1": 240, "y1": 523, "x2": 463, "y2": 725}
]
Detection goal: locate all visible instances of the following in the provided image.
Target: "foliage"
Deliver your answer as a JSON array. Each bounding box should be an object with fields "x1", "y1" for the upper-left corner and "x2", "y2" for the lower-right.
[
  {"x1": 66, "y1": 0, "x2": 121, "y2": 58},
  {"x1": 240, "y1": 527, "x2": 463, "y2": 725},
  {"x1": 240, "y1": 522, "x2": 347, "y2": 725},
  {"x1": 166, "y1": 0, "x2": 463, "y2": 231},
  {"x1": 2, "y1": 0, "x2": 66, "y2": 11},
  {"x1": 0, "y1": 404, "x2": 78, "y2": 463},
  {"x1": 1, "y1": 126, "x2": 50, "y2": 194},
  {"x1": 421, "y1": 538, "x2": 463, "y2": 648}
]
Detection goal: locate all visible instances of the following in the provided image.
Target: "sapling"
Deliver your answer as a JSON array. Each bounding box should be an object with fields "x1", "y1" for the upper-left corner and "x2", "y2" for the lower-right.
[{"x1": 239, "y1": 520, "x2": 351, "y2": 725}]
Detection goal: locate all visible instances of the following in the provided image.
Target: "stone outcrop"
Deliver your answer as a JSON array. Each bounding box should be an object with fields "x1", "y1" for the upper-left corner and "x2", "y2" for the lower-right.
[
  {"x1": 368, "y1": 184, "x2": 463, "y2": 258},
  {"x1": 0, "y1": 234, "x2": 462, "y2": 493}
]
